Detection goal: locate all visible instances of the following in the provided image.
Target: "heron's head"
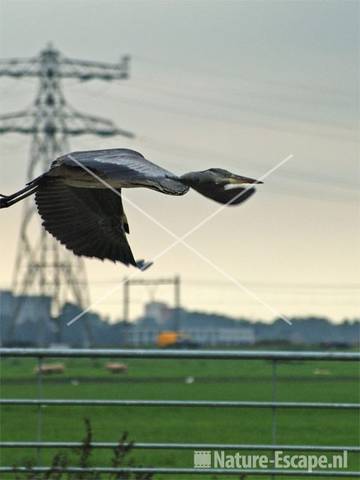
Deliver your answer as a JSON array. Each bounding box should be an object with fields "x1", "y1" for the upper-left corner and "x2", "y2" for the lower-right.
[{"x1": 181, "y1": 168, "x2": 263, "y2": 187}]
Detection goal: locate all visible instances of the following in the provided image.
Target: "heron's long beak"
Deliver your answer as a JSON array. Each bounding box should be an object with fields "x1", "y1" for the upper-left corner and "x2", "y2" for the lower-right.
[{"x1": 229, "y1": 174, "x2": 263, "y2": 185}]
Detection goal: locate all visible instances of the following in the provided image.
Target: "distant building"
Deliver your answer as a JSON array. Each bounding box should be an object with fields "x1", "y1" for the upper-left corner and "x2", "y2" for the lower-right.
[
  {"x1": 188, "y1": 328, "x2": 255, "y2": 345},
  {"x1": 144, "y1": 301, "x2": 171, "y2": 325},
  {"x1": 0, "y1": 290, "x2": 14, "y2": 318},
  {"x1": 136, "y1": 301, "x2": 255, "y2": 346},
  {"x1": 16, "y1": 294, "x2": 52, "y2": 325},
  {"x1": 1, "y1": 292, "x2": 357, "y2": 347},
  {"x1": 0, "y1": 290, "x2": 53, "y2": 345},
  {"x1": 0, "y1": 290, "x2": 51, "y2": 323}
]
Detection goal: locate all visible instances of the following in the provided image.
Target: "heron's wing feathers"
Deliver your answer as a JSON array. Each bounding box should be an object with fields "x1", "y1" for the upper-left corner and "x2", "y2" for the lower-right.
[
  {"x1": 35, "y1": 177, "x2": 140, "y2": 267},
  {"x1": 57, "y1": 148, "x2": 188, "y2": 196},
  {"x1": 191, "y1": 183, "x2": 256, "y2": 206}
]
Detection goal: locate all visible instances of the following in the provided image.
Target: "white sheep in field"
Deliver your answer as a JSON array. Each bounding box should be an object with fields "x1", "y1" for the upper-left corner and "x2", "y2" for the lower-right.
[
  {"x1": 34, "y1": 363, "x2": 65, "y2": 375},
  {"x1": 105, "y1": 362, "x2": 128, "y2": 374}
]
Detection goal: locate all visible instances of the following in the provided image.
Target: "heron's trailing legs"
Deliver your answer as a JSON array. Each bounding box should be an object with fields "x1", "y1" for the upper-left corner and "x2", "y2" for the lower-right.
[{"x1": 0, "y1": 183, "x2": 38, "y2": 208}]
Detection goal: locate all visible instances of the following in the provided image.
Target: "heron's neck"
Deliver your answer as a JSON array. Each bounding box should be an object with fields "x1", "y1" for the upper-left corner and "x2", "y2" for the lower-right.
[{"x1": 179, "y1": 172, "x2": 202, "y2": 187}]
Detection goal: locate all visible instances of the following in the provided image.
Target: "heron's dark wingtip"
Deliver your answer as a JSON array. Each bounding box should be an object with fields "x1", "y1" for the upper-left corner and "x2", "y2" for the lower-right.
[{"x1": 136, "y1": 260, "x2": 153, "y2": 271}]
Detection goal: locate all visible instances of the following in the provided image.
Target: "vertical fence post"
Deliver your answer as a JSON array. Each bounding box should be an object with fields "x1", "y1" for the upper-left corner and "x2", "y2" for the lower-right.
[
  {"x1": 271, "y1": 359, "x2": 278, "y2": 480},
  {"x1": 36, "y1": 355, "x2": 43, "y2": 466},
  {"x1": 123, "y1": 278, "x2": 129, "y2": 346},
  {"x1": 271, "y1": 359, "x2": 278, "y2": 444},
  {"x1": 174, "y1": 275, "x2": 181, "y2": 332}
]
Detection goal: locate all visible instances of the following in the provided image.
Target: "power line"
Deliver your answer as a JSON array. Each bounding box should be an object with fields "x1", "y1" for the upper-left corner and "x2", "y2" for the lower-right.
[
  {"x1": 126, "y1": 80, "x2": 353, "y2": 125},
  {"x1": 72, "y1": 80, "x2": 356, "y2": 144},
  {"x1": 1, "y1": 278, "x2": 356, "y2": 290},
  {"x1": 134, "y1": 55, "x2": 353, "y2": 100},
  {"x1": 4, "y1": 68, "x2": 358, "y2": 195}
]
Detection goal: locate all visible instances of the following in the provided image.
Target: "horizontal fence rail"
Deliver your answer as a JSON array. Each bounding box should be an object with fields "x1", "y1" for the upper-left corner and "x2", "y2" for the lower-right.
[
  {"x1": 1, "y1": 348, "x2": 359, "y2": 478},
  {"x1": 0, "y1": 466, "x2": 359, "y2": 477},
  {"x1": 1, "y1": 398, "x2": 359, "y2": 409},
  {"x1": 1, "y1": 347, "x2": 359, "y2": 360},
  {"x1": 1, "y1": 441, "x2": 359, "y2": 452}
]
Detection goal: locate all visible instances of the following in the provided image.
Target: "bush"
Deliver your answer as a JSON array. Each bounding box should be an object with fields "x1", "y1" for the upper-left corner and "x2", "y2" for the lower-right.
[{"x1": 13, "y1": 418, "x2": 153, "y2": 480}]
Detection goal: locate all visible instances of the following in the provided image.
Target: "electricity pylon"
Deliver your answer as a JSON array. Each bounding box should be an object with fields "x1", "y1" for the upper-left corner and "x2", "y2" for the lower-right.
[{"x1": 0, "y1": 44, "x2": 134, "y2": 345}]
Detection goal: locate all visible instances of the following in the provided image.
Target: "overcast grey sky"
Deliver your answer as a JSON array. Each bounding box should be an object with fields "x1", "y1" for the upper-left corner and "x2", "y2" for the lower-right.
[{"x1": 0, "y1": 0, "x2": 359, "y2": 322}]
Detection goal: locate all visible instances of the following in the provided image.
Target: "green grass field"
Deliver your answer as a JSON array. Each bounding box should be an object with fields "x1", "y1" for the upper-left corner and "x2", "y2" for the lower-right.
[{"x1": 0, "y1": 352, "x2": 359, "y2": 479}]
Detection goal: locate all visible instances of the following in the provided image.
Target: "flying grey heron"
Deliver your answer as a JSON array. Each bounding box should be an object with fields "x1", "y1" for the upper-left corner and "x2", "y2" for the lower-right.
[{"x1": 0, "y1": 148, "x2": 262, "y2": 269}]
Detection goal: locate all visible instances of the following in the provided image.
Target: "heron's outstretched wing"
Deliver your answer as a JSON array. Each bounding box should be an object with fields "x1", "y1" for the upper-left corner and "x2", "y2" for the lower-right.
[
  {"x1": 55, "y1": 148, "x2": 189, "y2": 196},
  {"x1": 35, "y1": 177, "x2": 145, "y2": 267},
  {"x1": 191, "y1": 183, "x2": 256, "y2": 205}
]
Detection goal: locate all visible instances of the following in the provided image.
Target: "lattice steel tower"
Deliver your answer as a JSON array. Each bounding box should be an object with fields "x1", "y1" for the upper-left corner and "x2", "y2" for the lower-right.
[{"x1": 0, "y1": 44, "x2": 134, "y2": 344}]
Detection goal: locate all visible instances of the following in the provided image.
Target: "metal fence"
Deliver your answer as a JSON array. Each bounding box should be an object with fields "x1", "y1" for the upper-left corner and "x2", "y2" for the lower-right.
[{"x1": 0, "y1": 348, "x2": 359, "y2": 478}]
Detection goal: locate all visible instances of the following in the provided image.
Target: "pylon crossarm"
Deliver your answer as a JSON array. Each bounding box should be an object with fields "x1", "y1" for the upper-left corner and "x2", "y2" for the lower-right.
[
  {"x1": 64, "y1": 109, "x2": 135, "y2": 138},
  {"x1": 0, "y1": 58, "x2": 38, "y2": 77},
  {"x1": 60, "y1": 55, "x2": 129, "y2": 80},
  {"x1": 0, "y1": 109, "x2": 33, "y2": 121},
  {"x1": 0, "y1": 110, "x2": 36, "y2": 135}
]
